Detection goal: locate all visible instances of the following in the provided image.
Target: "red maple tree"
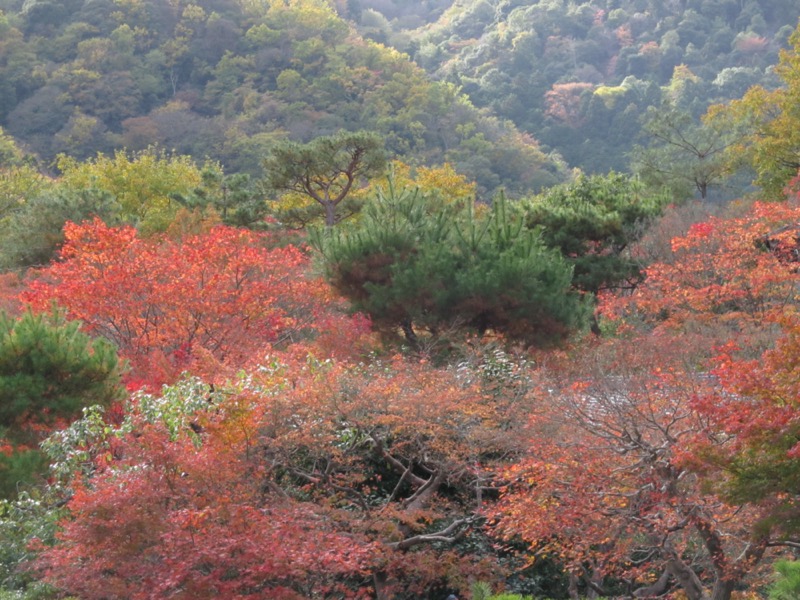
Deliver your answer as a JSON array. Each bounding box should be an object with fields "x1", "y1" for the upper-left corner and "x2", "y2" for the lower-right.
[{"x1": 22, "y1": 219, "x2": 365, "y2": 387}]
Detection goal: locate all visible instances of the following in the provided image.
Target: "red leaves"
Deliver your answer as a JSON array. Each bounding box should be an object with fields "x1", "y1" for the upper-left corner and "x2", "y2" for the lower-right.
[
  {"x1": 22, "y1": 219, "x2": 333, "y2": 388},
  {"x1": 604, "y1": 201, "x2": 800, "y2": 359},
  {"x1": 36, "y1": 346, "x2": 534, "y2": 598},
  {"x1": 691, "y1": 312, "x2": 800, "y2": 521},
  {"x1": 494, "y1": 332, "x2": 772, "y2": 595},
  {"x1": 40, "y1": 415, "x2": 375, "y2": 600},
  {"x1": 544, "y1": 82, "x2": 594, "y2": 127}
]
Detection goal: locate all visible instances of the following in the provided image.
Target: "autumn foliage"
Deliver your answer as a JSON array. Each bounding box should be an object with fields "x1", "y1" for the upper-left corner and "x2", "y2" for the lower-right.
[
  {"x1": 602, "y1": 199, "x2": 800, "y2": 357},
  {"x1": 495, "y1": 193, "x2": 800, "y2": 599},
  {"x1": 21, "y1": 219, "x2": 355, "y2": 387},
  {"x1": 5, "y1": 9, "x2": 800, "y2": 600},
  {"x1": 690, "y1": 308, "x2": 800, "y2": 538},
  {"x1": 7, "y1": 169, "x2": 800, "y2": 599},
  {"x1": 495, "y1": 338, "x2": 769, "y2": 600},
  {"x1": 36, "y1": 348, "x2": 538, "y2": 599},
  {"x1": 40, "y1": 384, "x2": 376, "y2": 599},
  {"x1": 544, "y1": 82, "x2": 594, "y2": 128},
  {"x1": 15, "y1": 194, "x2": 800, "y2": 600}
]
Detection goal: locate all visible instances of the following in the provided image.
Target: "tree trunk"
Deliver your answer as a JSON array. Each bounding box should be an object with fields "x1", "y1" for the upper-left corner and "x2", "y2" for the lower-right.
[
  {"x1": 666, "y1": 557, "x2": 705, "y2": 600},
  {"x1": 373, "y1": 570, "x2": 389, "y2": 600},
  {"x1": 698, "y1": 180, "x2": 708, "y2": 201},
  {"x1": 633, "y1": 568, "x2": 671, "y2": 597},
  {"x1": 567, "y1": 572, "x2": 580, "y2": 600},
  {"x1": 324, "y1": 200, "x2": 336, "y2": 227},
  {"x1": 400, "y1": 318, "x2": 419, "y2": 349},
  {"x1": 709, "y1": 578, "x2": 736, "y2": 600}
]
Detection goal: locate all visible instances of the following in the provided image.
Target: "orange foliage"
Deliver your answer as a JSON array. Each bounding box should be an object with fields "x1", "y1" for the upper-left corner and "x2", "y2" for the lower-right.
[
  {"x1": 509, "y1": 196, "x2": 800, "y2": 596},
  {"x1": 21, "y1": 219, "x2": 366, "y2": 388},
  {"x1": 687, "y1": 311, "x2": 800, "y2": 538},
  {"x1": 735, "y1": 34, "x2": 769, "y2": 54},
  {"x1": 603, "y1": 200, "x2": 800, "y2": 355},
  {"x1": 496, "y1": 336, "x2": 775, "y2": 598},
  {"x1": 544, "y1": 82, "x2": 594, "y2": 128},
  {"x1": 38, "y1": 348, "x2": 539, "y2": 598},
  {"x1": 615, "y1": 24, "x2": 633, "y2": 47}
]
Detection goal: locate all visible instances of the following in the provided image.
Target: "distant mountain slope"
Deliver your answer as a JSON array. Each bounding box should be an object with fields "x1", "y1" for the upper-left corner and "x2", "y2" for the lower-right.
[
  {"x1": 0, "y1": 0, "x2": 564, "y2": 196},
  {"x1": 355, "y1": 0, "x2": 800, "y2": 175}
]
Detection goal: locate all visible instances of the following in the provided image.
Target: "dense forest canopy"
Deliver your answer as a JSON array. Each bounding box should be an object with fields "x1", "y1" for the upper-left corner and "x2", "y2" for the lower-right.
[
  {"x1": 3, "y1": 0, "x2": 799, "y2": 195},
  {"x1": 0, "y1": 0, "x2": 566, "y2": 196},
  {"x1": 354, "y1": 0, "x2": 800, "y2": 180}
]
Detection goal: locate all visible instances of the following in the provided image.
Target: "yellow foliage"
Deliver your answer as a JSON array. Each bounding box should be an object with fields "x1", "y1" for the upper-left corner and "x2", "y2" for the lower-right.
[
  {"x1": 164, "y1": 206, "x2": 222, "y2": 241},
  {"x1": 0, "y1": 165, "x2": 53, "y2": 217},
  {"x1": 704, "y1": 23, "x2": 800, "y2": 198},
  {"x1": 369, "y1": 160, "x2": 475, "y2": 206},
  {"x1": 666, "y1": 64, "x2": 700, "y2": 102},
  {"x1": 56, "y1": 148, "x2": 205, "y2": 234},
  {"x1": 593, "y1": 85, "x2": 628, "y2": 109},
  {"x1": 270, "y1": 160, "x2": 476, "y2": 228}
]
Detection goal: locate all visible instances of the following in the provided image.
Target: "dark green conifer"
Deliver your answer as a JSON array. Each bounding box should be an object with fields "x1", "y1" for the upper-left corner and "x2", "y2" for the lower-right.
[
  {"x1": 313, "y1": 177, "x2": 588, "y2": 347},
  {"x1": 0, "y1": 310, "x2": 125, "y2": 497},
  {"x1": 522, "y1": 172, "x2": 668, "y2": 296}
]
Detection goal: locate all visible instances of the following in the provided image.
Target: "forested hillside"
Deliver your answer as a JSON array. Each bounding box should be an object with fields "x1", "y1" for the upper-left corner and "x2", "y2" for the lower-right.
[
  {"x1": 355, "y1": 0, "x2": 800, "y2": 176},
  {"x1": 0, "y1": 0, "x2": 562, "y2": 195}
]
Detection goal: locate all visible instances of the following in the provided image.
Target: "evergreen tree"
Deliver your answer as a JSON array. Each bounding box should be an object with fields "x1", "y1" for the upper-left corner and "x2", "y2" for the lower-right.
[
  {"x1": 522, "y1": 172, "x2": 669, "y2": 298},
  {"x1": 175, "y1": 168, "x2": 267, "y2": 229},
  {"x1": 312, "y1": 177, "x2": 588, "y2": 347},
  {"x1": 770, "y1": 560, "x2": 800, "y2": 600},
  {"x1": 0, "y1": 187, "x2": 120, "y2": 270},
  {"x1": 0, "y1": 310, "x2": 125, "y2": 497},
  {"x1": 263, "y1": 131, "x2": 386, "y2": 227}
]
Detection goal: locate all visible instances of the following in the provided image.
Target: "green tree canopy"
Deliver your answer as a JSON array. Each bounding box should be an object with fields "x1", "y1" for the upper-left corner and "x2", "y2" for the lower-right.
[
  {"x1": 312, "y1": 177, "x2": 588, "y2": 348},
  {"x1": 174, "y1": 167, "x2": 267, "y2": 229},
  {"x1": 56, "y1": 148, "x2": 205, "y2": 235},
  {"x1": 263, "y1": 130, "x2": 387, "y2": 227},
  {"x1": 634, "y1": 103, "x2": 740, "y2": 201},
  {"x1": 0, "y1": 187, "x2": 120, "y2": 270},
  {"x1": 521, "y1": 172, "x2": 669, "y2": 297},
  {"x1": 0, "y1": 127, "x2": 25, "y2": 168},
  {"x1": 0, "y1": 309, "x2": 125, "y2": 498}
]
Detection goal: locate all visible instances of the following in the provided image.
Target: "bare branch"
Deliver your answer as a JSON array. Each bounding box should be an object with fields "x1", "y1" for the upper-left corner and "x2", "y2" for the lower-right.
[{"x1": 386, "y1": 515, "x2": 481, "y2": 551}]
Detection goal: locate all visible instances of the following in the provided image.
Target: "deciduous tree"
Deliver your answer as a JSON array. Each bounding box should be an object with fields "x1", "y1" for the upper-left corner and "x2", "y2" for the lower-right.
[
  {"x1": 22, "y1": 219, "x2": 333, "y2": 387},
  {"x1": 55, "y1": 148, "x2": 205, "y2": 234},
  {"x1": 37, "y1": 347, "x2": 540, "y2": 599},
  {"x1": 38, "y1": 377, "x2": 376, "y2": 600},
  {"x1": 496, "y1": 337, "x2": 780, "y2": 600},
  {"x1": 603, "y1": 198, "x2": 800, "y2": 353},
  {"x1": 634, "y1": 103, "x2": 738, "y2": 201},
  {"x1": 706, "y1": 22, "x2": 800, "y2": 198},
  {"x1": 689, "y1": 309, "x2": 800, "y2": 540}
]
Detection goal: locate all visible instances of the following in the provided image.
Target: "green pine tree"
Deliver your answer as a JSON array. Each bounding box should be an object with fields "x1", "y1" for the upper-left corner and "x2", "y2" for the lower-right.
[
  {"x1": 312, "y1": 176, "x2": 588, "y2": 348},
  {"x1": 769, "y1": 560, "x2": 800, "y2": 600},
  {"x1": 0, "y1": 309, "x2": 125, "y2": 498},
  {"x1": 522, "y1": 172, "x2": 668, "y2": 297}
]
